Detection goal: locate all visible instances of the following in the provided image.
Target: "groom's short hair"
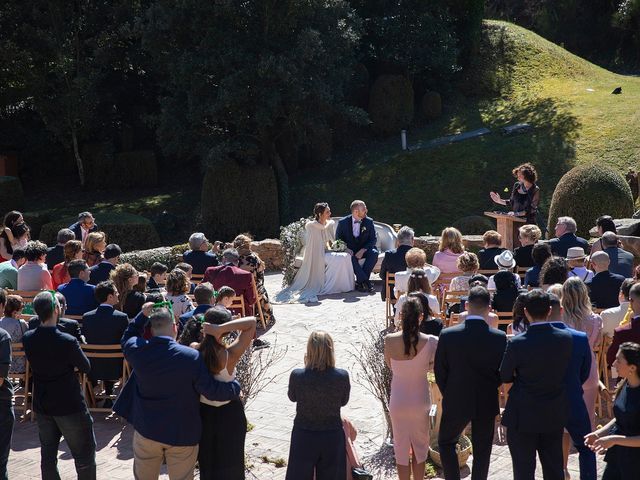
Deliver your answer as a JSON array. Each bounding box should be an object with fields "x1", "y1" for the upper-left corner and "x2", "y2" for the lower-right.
[{"x1": 350, "y1": 200, "x2": 366, "y2": 212}]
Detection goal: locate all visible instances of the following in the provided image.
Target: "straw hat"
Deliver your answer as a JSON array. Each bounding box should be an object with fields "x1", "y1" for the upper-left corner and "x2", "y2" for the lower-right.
[
  {"x1": 566, "y1": 247, "x2": 587, "y2": 261},
  {"x1": 494, "y1": 250, "x2": 516, "y2": 269}
]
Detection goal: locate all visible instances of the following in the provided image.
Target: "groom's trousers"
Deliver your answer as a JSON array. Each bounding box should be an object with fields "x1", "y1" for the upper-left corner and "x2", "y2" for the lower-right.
[{"x1": 351, "y1": 248, "x2": 378, "y2": 283}]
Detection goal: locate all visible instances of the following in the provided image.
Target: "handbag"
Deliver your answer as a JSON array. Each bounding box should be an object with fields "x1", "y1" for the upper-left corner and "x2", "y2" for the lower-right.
[{"x1": 352, "y1": 467, "x2": 373, "y2": 480}]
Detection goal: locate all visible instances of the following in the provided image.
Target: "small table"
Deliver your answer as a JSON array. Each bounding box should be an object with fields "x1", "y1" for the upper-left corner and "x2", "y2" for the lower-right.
[{"x1": 484, "y1": 211, "x2": 526, "y2": 250}]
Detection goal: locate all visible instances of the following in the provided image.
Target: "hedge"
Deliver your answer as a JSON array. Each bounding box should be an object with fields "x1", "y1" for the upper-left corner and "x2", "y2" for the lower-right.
[
  {"x1": 368, "y1": 75, "x2": 414, "y2": 136},
  {"x1": 0, "y1": 176, "x2": 24, "y2": 215},
  {"x1": 452, "y1": 215, "x2": 494, "y2": 235},
  {"x1": 120, "y1": 246, "x2": 183, "y2": 272}
]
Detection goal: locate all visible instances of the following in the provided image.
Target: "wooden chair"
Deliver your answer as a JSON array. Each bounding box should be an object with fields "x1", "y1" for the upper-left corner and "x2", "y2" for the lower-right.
[
  {"x1": 432, "y1": 272, "x2": 459, "y2": 303},
  {"x1": 385, "y1": 272, "x2": 396, "y2": 329},
  {"x1": 592, "y1": 308, "x2": 605, "y2": 315},
  {"x1": 8, "y1": 342, "x2": 32, "y2": 418},
  {"x1": 191, "y1": 273, "x2": 204, "y2": 284},
  {"x1": 440, "y1": 290, "x2": 467, "y2": 321},
  {"x1": 251, "y1": 276, "x2": 267, "y2": 330},
  {"x1": 495, "y1": 312, "x2": 514, "y2": 330},
  {"x1": 477, "y1": 270, "x2": 499, "y2": 277},
  {"x1": 594, "y1": 335, "x2": 614, "y2": 419},
  {"x1": 6, "y1": 290, "x2": 43, "y2": 303},
  {"x1": 80, "y1": 344, "x2": 129, "y2": 413},
  {"x1": 229, "y1": 296, "x2": 246, "y2": 317},
  {"x1": 516, "y1": 267, "x2": 528, "y2": 281},
  {"x1": 447, "y1": 313, "x2": 461, "y2": 327}
]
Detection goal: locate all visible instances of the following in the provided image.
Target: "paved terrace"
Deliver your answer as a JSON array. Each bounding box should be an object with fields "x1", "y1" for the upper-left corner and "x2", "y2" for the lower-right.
[{"x1": 9, "y1": 272, "x2": 605, "y2": 479}]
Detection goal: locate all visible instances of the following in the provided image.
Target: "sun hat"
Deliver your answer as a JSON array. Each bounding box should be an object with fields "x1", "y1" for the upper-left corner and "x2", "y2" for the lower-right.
[
  {"x1": 494, "y1": 250, "x2": 516, "y2": 269},
  {"x1": 566, "y1": 246, "x2": 587, "y2": 261}
]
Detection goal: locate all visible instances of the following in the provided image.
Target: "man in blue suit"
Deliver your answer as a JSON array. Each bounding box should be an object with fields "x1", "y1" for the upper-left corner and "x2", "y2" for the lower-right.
[
  {"x1": 548, "y1": 294, "x2": 597, "y2": 480},
  {"x1": 68, "y1": 212, "x2": 98, "y2": 245},
  {"x1": 114, "y1": 303, "x2": 240, "y2": 478},
  {"x1": 57, "y1": 259, "x2": 98, "y2": 316},
  {"x1": 586, "y1": 251, "x2": 625, "y2": 309},
  {"x1": 335, "y1": 200, "x2": 378, "y2": 292},
  {"x1": 548, "y1": 216, "x2": 589, "y2": 258}
]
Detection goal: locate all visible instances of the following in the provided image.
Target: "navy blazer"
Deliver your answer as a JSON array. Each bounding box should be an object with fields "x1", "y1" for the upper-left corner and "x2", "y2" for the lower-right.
[
  {"x1": 114, "y1": 311, "x2": 241, "y2": 446},
  {"x1": 179, "y1": 304, "x2": 212, "y2": 327},
  {"x1": 68, "y1": 221, "x2": 98, "y2": 242},
  {"x1": 379, "y1": 244, "x2": 412, "y2": 301},
  {"x1": 335, "y1": 216, "x2": 378, "y2": 254},
  {"x1": 603, "y1": 246, "x2": 634, "y2": 279},
  {"x1": 435, "y1": 318, "x2": 507, "y2": 419},
  {"x1": 46, "y1": 244, "x2": 64, "y2": 270},
  {"x1": 182, "y1": 250, "x2": 219, "y2": 276},
  {"x1": 28, "y1": 316, "x2": 84, "y2": 344},
  {"x1": 88, "y1": 261, "x2": 115, "y2": 286},
  {"x1": 548, "y1": 232, "x2": 589, "y2": 258},
  {"x1": 58, "y1": 278, "x2": 98, "y2": 316},
  {"x1": 23, "y1": 326, "x2": 90, "y2": 416},
  {"x1": 82, "y1": 305, "x2": 130, "y2": 381},
  {"x1": 586, "y1": 270, "x2": 625, "y2": 309},
  {"x1": 500, "y1": 323, "x2": 573, "y2": 432}
]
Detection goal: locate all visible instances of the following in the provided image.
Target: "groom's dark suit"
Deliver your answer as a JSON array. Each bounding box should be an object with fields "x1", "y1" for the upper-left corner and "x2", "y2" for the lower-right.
[{"x1": 335, "y1": 215, "x2": 378, "y2": 285}]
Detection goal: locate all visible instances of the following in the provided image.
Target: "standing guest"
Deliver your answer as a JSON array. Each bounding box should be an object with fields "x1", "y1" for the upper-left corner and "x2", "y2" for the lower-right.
[
  {"x1": 204, "y1": 249, "x2": 256, "y2": 316},
  {"x1": 179, "y1": 282, "x2": 215, "y2": 329},
  {"x1": 57, "y1": 259, "x2": 98, "y2": 316},
  {"x1": 46, "y1": 228, "x2": 76, "y2": 270},
  {"x1": 539, "y1": 256, "x2": 570, "y2": 290},
  {"x1": 165, "y1": 269, "x2": 195, "y2": 318},
  {"x1": 28, "y1": 293, "x2": 84, "y2": 344},
  {"x1": 394, "y1": 248, "x2": 440, "y2": 297},
  {"x1": 587, "y1": 251, "x2": 625, "y2": 309},
  {"x1": 285, "y1": 331, "x2": 350, "y2": 480},
  {"x1": 590, "y1": 215, "x2": 617, "y2": 254},
  {"x1": 524, "y1": 243, "x2": 552, "y2": 287},
  {"x1": 0, "y1": 248, "x2": 26, "y2": 290},
  {"x1": 514, "y1": 224, "x2": 542, "y2": 268},
  {"x1": 146, "y1": 262, "x2": 168, "y2": 291},
  {"x1": 380, "y1": 226, "x2": 415, "y2": 302},
  {"x1": 183, "y1": 233, "x2": 219, "y2": 275},
  {"x1": 23, "y1": 291, "x2": 96, "y2": 479},
  {"x1": 607, "y1": 283, "x2": 640, "y2": 367},
  {"x1": 432, "y1": 227, "x2": 465, "y2": 274},
  {"x1": 111, "y1": 263, "x2": 145, "y2": 319},
  {"x1": 17, "y1": 240, "x2": 53, "y2": 291},
  {"x1": 0, "y1": 295, "x2": 27, "y2": 374},
  {"x1": 68, "y1": 212, "x2": 98, "y2": 246},
  {"x1": 0, "y1": 211, "x2": 24, "y2": 262},
  {"x1": 435, "y1": 286, "x2": 507, "y2": 480},
  {"x1": 0, "y1": 301, "x2": 13, "y2": 480},
  {"x1": 586, "y1": 342, "x2": 640, "y2": 478},
  {"x1": 83, "y1": 231, "x2": 106, "y2": 268},
  {"x1": 394, "y1": 269, "x2": 441, "y2": 327},
  {"x1": 51, "y1": 240, "x2": 83, "y2": 289},
  {"x1": 477, "y1": 231, "x2": 506, "y2": 270},
  {"x1": 196, "y1": 308, "x2": 256, "y2": 479},
  {"x1": 448, "y1": 252, "x2": 480, "y2": 292},
  {"x1": 601, "y1": 231, "x2": 634, "y2": 279},
  {"x1": 233, "y1": 234, "x2": 276, "y2": 326},
  {"x1": 114, "y1": 304, "x2": 241, "y2": 480},
  {"x1": 88, "y1": 244, "x2": 121, "y2": 286},
  {"x1": 547, "y1": 294, "x2": 597, "y2": 480},
  {"x1": 489, "y1": 162, "x2": 541, "y2": 224},
  {"x1": 82, "y1": 281, "x2": 129, "y2": 403},
  {"x1": 602, "y1": 279, "x2": 635, "y2": 338},
  {"x1": 567, "y1": 247, "x2": 594, "y2": 282},
  {"x1": 500, "y1": 289, "x2": 573, "y2": 480},
  {"x1": 548, "y1": 216, "x2": 589, "y2": 258},
  {"x1": 385, "y1": 297, "x2": 438, "y2": 480},
  {"x1": 487, "y1": 250, "x2": 521, "y2": 290}
]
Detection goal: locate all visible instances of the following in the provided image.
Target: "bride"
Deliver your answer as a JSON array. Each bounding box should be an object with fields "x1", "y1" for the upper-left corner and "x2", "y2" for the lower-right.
[{"x1": 276, "y1": 203, "x2": 355, "y2": 303}]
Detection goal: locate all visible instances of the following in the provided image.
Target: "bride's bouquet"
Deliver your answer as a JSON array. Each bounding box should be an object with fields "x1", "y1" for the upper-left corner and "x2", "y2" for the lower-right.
[{"x1": 328, "y1": 239, "x2": 347, "y2": 252}]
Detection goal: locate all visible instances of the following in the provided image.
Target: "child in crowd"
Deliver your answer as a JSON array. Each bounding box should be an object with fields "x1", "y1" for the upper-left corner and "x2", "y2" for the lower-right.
[
  {"x1": 147, "y1": 262, "x2": 168, "y2": 291},
  {"x1": 175, "y1": 262, "x2": 196, "y2": 294},
  {"x1": 215, "y1": 286, "x2": 236, "y2": 313}
]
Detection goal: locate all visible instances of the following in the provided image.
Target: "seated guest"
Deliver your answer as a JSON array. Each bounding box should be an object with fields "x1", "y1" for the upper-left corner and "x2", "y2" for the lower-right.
[
  {"x1": 0, "y1": 210, "x2": 25, "y2": 261},
  {"x1": 491, "y1": 270, "x2": 521, "y2": 313},
  {"x1": 602, "y1": 279, "x2": 635, "y2": 337},
  {"x1": 214, "y1": 286, "x2": 236, "y2": 311},
  {"x1": 51, "y1": 240, "x2": 83, "y2": 289},
  {"x1": 409, "y1": 291, "x2": 443, "y2": 336},
  {"x1": 17, "y1": 240, "x2": 53, "y2": 291},
  {"x1": 607, "y1": 283, "x2": 640, "y2": 367},
  {"x1": 0, "y1": 248, "x2": 26, "y2": 289},
  {"x1": 394, "y1": 269, "x2": 441, "y2": 328},
  {"x1": 524, "y1": 243, "x2": 552, "y2": 287},
  {"x1": 587, "y1": 251, "x2": 625, "y2": 309},
  {"x1": 449, "y1": 252, "x2": 480, "y2": 292},
  {"x1": 539, "y1": 256, "x2": 570, "y2": 290},
  {"x1": 566, "y1": 247, "x2": 594, "y2": 282},
  {"x1": 46, "y1": 228, "x2": 76, "y2": 270},
  {"x1": 432, "y1": 227, "x2": 465, "y2": 274},
  {"x1": 514, "y1": 224, "x2": 542, "y2": 268},
  {"x1": 23, "y1": 291, "x2": 96, "y2": 478},
  {"x1": 183, "y1": 232, "x2": 219, "y2": 275},
  {"x1": 487, "y1": 250, "x2": 521, "y2": 290},
  {"x1": 380, "y1": 226, "x2": 414, "y2": 303},
  {"x1": 589, "y1": 215, "x2": 617, "y2": 254},
  {"x1": 0, "y1": 294, "x2": 27, "y2": 374},
  {"x1": 82, "y1": 231, "x2": 106, "y2": 268},
  {"x1": 204, "y1": 249, "x2": 256, "y2": 315},
  {"x1": 57, "y1": 259, "x2": 98, "y2": 316},
  {"x1": 165, "y1": 269, "x2": 195, "y2": 318},
  {"x1": 89, "y1": 243, "x2": 121, "y2": 286},
  {"x1": 146, "y1": 262, "x2": 168, "y2": 291},
  {"x1": 68, "y1": 211, "x2": 98, "y2": 245},
  {"x1": 175, "y1": 262, "x2": 196, "y2": 294},
  {"x1": 601, "y1": 231, "x2": 634, "y2": 279},
  {"x1": 28, "y1": 292, "x2": 84, "y2": 344},
  {"x1": 394, "y1": 248, "x2": 440, "y2": 297},
  {"x1": 179, "y1": 282, "x2": 215, "y2": 328},
  {"x1": 510, "y1": 292, "x2": 529, "y2": 334},
  {"x1": 548, "y1": 216, "x2": 589, "y2": 257},
  {"x1": 111, "y1": 263, "x2": 146, "y2": 319},
  {"x1": 114, "y1": 304, "x2": 241, "y2": 480},
  {"x1": 82, "y1": 281, "x2": 129, "y2": 401},
  {"x1": 477, "y1": 230, "x2": 506, "y2": 270}
]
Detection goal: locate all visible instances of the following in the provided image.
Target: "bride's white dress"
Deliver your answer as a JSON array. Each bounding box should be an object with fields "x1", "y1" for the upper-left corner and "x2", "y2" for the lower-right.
[{"x1": 276, "y1": 220, "x2": 355, "y2": 303}]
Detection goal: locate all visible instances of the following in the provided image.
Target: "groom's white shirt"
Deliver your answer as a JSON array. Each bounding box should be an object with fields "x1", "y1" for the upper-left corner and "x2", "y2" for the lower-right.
[{"x1": 352, "y1": 215, "x2": 361, "y2": 238}]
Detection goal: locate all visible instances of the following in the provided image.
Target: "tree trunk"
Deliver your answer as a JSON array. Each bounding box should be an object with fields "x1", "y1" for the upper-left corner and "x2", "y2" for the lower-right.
[
  {"x1": 71, "y1": 126, "x2": 85, "y2": 186},
  {"x1": 271, "y1": 153, "x2": 290, "y2": 226}
]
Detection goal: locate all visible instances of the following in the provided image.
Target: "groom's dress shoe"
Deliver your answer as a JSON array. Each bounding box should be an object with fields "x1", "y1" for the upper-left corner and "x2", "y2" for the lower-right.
[{"x1": 366, "y1": 281, "x2": 375, "y2": 293}]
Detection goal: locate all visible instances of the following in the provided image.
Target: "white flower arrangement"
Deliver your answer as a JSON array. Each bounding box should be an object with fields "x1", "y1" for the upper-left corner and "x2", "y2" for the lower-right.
[{"x1": 279, "y1": 217, "x2": 312, "y2": 287}]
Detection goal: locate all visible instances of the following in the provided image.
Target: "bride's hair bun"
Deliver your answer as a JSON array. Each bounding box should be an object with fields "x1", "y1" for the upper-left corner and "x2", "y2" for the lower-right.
[{"x1": 313, "y1": 203, "x2": 329, "y2": 221}]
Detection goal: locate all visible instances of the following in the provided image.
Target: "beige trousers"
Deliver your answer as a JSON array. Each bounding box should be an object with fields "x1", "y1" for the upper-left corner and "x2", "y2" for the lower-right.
[{"x1": 133, "y1": 430, "x2": 198, "y2": 480}]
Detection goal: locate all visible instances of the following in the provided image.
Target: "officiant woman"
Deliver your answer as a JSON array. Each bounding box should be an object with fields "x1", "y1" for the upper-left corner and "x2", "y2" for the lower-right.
[{"x1": 489, "y1": 162, "x2": 541, "y2": 225}]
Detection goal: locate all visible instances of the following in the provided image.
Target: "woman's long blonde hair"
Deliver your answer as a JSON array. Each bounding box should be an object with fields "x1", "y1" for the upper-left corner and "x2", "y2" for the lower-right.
[
  {"x1": 110, "y1": 263, "x2": 138, "y2": 310},
  {"x1": 439, "y1": 227, "x2": 465, "y2": 254},
  {"x1": 561, "y1": 277, "x2": 592, "y2": 332},
  {"x1": 304, "y1": 331, "x2": 335, "y2": 371}
]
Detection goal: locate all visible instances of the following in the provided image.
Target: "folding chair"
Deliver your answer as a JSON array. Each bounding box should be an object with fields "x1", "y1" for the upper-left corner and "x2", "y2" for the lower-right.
[
  {"x1": 440, "y1": 290, "x2": 467, "y2": 321},
  {"x1": 8, "y1": 342, "x2": 32, "y2": 418},
  {"x1": 81, "y1": 344, "x2": 129, "y2": 413},
  {"x1": 251, "y1": 276, "x2": 267, "y2": 329},
  {"x1": 495, "y1": 312, "x2": 514, "y2": 331},
  {"x1": 229, "y1": 296, "x2": 246, "y2": 317},
  {"x1": 385, "y1": 272, "x2": 396, "y2": 329}
]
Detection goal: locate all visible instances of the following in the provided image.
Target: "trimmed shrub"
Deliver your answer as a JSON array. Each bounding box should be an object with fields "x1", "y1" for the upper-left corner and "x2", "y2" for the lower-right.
[
  {"x1": 23, "y1": 211, "x2": 51, "y2": 240},
  {"x1": 201, "y1": 159, "x2": 279, "y2": 241},
  {"x1": 452, "y1": 215, "x2": 494, "y2": 235},
  {"x1": 421, "y1": 91, "x2": 442, "y2": 121},
  {"x1": 368, "y1": 75, "x2": 414, "y2": 136},
  {"x1": 548, "y1": 164, "x2": 634, "y2": 239},
  {"x1": 39, "y1": 212, "x2": 161, "y2": 252},
  {"x1": 121, "y1": 246, "x2": 183, "y2": 272},
  {"x1": 0, "y1": 176, "x2": 24, "y2": 215}
]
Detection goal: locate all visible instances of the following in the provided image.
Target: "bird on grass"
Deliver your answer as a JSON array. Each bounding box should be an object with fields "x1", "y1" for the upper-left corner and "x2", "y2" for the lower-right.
[{"x1": 612, "y1": 87, "x2": 622, "y2": 94}]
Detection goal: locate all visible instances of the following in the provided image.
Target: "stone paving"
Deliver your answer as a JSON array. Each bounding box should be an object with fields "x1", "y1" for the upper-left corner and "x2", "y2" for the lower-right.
[{"x1": 8, "y1": 272, "x2": 606, "y2": 479}]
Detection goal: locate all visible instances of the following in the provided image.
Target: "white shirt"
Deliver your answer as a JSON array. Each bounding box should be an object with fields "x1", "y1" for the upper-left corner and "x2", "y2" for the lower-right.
[
  {"x1": 601, "y1": 301, "x2": 630, "y2": 338},
  {"x1": 569, "y1": 267, "x2": 594, "y2": 283},
  {"x1": 351, "y1": 216, "x2": 361, "y2": 238},
  {"x1": 394, "y1": 293, "x2": 440, "y2": 327}
]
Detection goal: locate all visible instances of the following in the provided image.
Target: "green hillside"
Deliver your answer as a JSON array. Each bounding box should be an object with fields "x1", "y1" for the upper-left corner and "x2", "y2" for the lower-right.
[{"x1": 289, "y1": 20, "x2": 640, "y2": 235}]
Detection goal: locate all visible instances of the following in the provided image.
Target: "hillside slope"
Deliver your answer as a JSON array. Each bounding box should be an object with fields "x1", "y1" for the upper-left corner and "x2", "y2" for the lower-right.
[{"x1": 289, "y1": 20, "x2": 640, "y2": 235}]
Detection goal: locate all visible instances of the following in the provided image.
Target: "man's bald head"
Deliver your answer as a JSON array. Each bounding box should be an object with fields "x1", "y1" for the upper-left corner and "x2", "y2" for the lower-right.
[
  {"x1": 601, "y1": 231, "x2": 618, "y2": 249},
  {"x1": 590, "y1": 251, "x2": 610, "y2": 273}
]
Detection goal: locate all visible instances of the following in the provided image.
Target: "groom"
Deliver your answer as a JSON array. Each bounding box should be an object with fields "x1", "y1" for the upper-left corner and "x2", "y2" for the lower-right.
[{"x1": 336, "y1": 200, "x2": 378, "y2": 292}]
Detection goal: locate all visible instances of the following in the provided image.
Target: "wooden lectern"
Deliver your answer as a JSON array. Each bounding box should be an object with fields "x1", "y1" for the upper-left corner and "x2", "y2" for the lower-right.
[{"x1": 484, "y1": 212, "x2": 526, "y2": 250}]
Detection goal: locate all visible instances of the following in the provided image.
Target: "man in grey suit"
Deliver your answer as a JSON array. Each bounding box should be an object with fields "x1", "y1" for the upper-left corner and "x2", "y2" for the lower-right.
[{"x1": 601, "y1": 231, "x2": 634, "y2": 278}]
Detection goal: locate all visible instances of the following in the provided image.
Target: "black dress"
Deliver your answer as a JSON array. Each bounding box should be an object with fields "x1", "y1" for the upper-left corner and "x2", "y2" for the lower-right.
[
  {"x1": 603, "y1": 382, "x2": 640, "y2": 480},
  {"x1": 507, "y1": 182, "x2": 540, "y2": 225}
]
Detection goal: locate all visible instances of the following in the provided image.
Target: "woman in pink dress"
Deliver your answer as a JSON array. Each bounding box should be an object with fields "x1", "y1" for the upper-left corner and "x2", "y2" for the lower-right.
[
  {"x1": 384, "y1": 296, "x2": 438, "y2": 480},
  {"x1": 432, "y1": 227, "x2": 465, "y2": 274}
]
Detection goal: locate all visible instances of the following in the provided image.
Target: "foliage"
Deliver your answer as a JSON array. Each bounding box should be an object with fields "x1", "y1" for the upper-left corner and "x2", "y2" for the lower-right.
[
  {"x1": 449, "y1": 0, "x2": 485, "y2": 66},
  {"x1": 0, "y1": 177, "x2": 24, "y2": 215},
  {"x1": 279, "y1": 217, "x2": 312, "y2": 287},
  {"x1": 368, "y1": 75, "x2": 414, "y2": 136},
  {"x1": 235, "y1": 337, "x2": 287, "y2": 406},
  {"x1": 120, "y1": 246, "x2": 182, "y2": 272},
  {"x1": 548, "y1": 164, "x2": 634, "y2": 239},
  {"x1": 421, "y1": 91, "x2": 443, "y2": 121},
  {"x1": 452, "y1": 215, "x2": 494, "y2": 235}
]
